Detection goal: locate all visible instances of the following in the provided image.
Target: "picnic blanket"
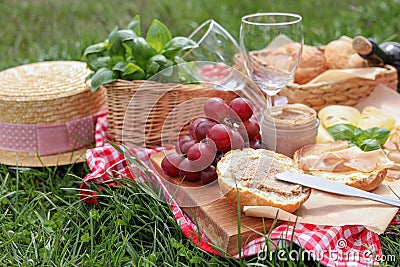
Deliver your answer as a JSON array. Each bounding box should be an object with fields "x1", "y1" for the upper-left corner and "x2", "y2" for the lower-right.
[{"x1": 80, "y1": 113, "x2": 400, "y2": 267}]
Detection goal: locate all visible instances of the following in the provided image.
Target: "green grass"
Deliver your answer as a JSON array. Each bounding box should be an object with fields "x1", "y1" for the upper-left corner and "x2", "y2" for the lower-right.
[
  {"x1": 1, "y1": 0, "x2": 400, "y2": 266},
  {"x1": 2, "y1": 0, "x2": 400, "y2": 71}
]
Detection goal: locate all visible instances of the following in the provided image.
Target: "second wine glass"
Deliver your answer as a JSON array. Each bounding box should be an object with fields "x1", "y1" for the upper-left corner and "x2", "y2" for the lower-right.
[{"x1": 240, "y1": 12, "x2": 304, "y2": 107}]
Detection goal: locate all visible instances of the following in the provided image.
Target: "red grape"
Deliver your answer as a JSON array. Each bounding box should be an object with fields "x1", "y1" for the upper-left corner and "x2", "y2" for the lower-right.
[
  {"x1": 178, "y1": 158, "x2": 200, "y2": 181},
  {"x1": 161, "y1": 152, "x2": 184, "y2": 177},
  {"x1": 176, "y1": 135, "x2": 196, "y2": 155},
  {"x1": 180, "y1": 140, "x2": 196, "y2": 155},
  {"x1": 178, "y1": 134, "x2": 193, "y2": 144},
  {"x1": 206, "y1": 124, "x2": 233, "y2": 151},
  {"x1": 187, "y1": 142, "x2": 216, "y2": 171},
  {"x1": 204, "y1": 97, "x2": 230, "y2": 121},
  {"x1": 200, "y1": 137, "x2": 217, "y2": 151},
  {"x1": 212, "y1": 151, "x2": 225, "y2": 166},
  {"x1": 229, "y1": 98, "x2": 253, "y2": 121},
  {"x1": 231, "y1": 130, "x2": 244, "y2": 150},
  {"x1": 240, "y1": 120, "x2": 260, "y2": 140},
  {"x1": 189, "y1": 117, "x2": 207, "y2": 138},
  {"x1": 200, "y1": 165, "x2": 218, "y2": 185},
  {"x1": 192, "y1": 119, "x2": 218, "y2": 142}
]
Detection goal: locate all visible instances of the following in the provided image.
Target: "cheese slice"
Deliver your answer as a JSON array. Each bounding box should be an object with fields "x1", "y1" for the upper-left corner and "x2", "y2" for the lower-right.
[
  {"x1": 358, "y1": 106, "x2": 396, "y2": 130},
  {"x1": 317, "y1": 124, "x2": 335, "y2": 144},
  {"x1": 318, "y1": 105, "x2": 360, "y2": 128}
]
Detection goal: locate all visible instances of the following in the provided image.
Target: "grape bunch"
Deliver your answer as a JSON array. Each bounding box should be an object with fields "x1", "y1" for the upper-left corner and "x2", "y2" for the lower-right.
[{"x1": 161, "y1": 97, "x2": 262, "y2": 184}]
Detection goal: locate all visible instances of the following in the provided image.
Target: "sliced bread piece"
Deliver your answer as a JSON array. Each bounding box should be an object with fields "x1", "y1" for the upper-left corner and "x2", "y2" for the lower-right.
[{"x1": 217, "y1": 148, "x2": 311, "y2": 213}]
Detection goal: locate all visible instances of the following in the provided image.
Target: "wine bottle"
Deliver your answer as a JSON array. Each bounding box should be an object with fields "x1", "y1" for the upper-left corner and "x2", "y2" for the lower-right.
[
  {"x1": 379, "y1": 42, "x2": 400, "y2": 73},
  {"x1": 352, "y1": 36, "x2": 400, "y2": 70},
  {"x1": 353, "y1": 36, "x2": 400, "y2": 90}
]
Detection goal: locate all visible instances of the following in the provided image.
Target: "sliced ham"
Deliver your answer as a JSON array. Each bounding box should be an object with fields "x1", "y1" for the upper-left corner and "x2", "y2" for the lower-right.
[
  {"x1": 384, "y1": 126, "x2": 400, "y2": 151},
  {"x1": 387, "y1": 169, "x2": 400, "y2": 180},
  {"x1": 296, "y1": 141, "x2": 390, "y2": 173}
]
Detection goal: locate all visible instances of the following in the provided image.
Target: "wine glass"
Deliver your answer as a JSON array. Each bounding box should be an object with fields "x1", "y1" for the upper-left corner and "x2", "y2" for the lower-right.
[
  {"x1": 177, "y1": 19, "x2": 246, "y2": 91},
  {"x1": 240, "y1": 12, "x2": 303, "y2": 107}
]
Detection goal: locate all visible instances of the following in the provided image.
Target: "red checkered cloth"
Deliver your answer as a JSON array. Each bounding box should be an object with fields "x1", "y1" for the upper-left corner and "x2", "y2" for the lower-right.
[{"x1": 80, "y1": 114, "x2": 400, "y2": 267}]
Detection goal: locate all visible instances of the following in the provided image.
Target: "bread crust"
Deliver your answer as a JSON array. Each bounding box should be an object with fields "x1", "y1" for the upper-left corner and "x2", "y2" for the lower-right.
[
  {"x1": 217, "y1": 148, "x2": 311, "y2": 213},
  {"x1": 219, "y1": 181, "x2": 310, "y2": 213}
]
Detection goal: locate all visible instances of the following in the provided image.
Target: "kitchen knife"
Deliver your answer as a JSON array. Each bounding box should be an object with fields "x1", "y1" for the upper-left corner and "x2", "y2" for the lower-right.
[{"x1": 276, "y1": 172, "x2": 400, "y2": 207}]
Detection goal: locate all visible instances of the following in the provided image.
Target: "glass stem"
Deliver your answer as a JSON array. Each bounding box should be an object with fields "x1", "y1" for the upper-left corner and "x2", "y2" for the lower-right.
[{"x1": 266, "y1": 94, "x2": 275, "y2": 108}]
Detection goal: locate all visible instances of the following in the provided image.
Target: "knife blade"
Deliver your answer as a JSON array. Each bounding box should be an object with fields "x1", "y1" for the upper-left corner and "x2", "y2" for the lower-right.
[{"x1": 276, "y1": 172, "x2": 400, "y2": 207}]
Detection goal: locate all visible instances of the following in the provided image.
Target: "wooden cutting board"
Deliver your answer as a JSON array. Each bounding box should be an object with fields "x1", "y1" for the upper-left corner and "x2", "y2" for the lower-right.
[{"x1": 150, "y1": 150, "x2": 280, "y2": 255}]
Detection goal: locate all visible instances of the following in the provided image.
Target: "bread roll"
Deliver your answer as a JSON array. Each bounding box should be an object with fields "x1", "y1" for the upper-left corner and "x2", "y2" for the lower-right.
[
  {"x1": 324, "y1": 39, "x2": 369, "y2": 69},
  {"x1": 217, "y1": 148, "x2": 311, "y2": 213},
  {"x1": 269, "y1": 43, "x2": 327, "y2": 84},
  {"x1": 295, "y1": 45, "x2": 328, "y2": 84}
]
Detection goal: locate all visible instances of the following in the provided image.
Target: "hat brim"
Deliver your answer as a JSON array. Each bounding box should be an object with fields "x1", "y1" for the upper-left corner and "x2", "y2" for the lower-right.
[{"x1": 0, "y1": 147, "x2": 89, "y2": 167}]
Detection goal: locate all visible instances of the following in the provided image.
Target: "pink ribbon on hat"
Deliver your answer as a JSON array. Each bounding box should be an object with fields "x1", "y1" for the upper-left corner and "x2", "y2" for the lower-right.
[{"x1": 0, "y1": 109, "x2": 107, "y2": 156}]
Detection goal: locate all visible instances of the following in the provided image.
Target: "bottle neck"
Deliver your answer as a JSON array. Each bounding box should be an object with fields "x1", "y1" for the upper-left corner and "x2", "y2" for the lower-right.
[
  {"x1": 353, "y1": 36, "x2": 392, "y2": 65},
  {"x1": 362, "y1": 39, "x2": 391, "y2": 65}
]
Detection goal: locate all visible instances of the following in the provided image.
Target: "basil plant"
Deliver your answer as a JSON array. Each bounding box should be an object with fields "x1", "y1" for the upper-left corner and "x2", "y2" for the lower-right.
[{"x1": 83, "y1": 15, "x2": 196, "y2": 92}]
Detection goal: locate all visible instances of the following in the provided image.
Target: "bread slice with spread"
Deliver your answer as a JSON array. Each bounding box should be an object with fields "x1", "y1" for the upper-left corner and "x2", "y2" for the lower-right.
[{"x1": 217, "y1": 148, "x2": 311, "y2": 213}]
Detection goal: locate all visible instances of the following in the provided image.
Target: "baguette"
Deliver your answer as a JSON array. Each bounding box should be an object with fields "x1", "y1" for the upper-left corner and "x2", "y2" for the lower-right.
[
  {"x1": 293, "y1": 141, "x2": 387, "y2": 191},
  {"x1": 217, "y1": 148, "x2": 311, "y2": 213}
]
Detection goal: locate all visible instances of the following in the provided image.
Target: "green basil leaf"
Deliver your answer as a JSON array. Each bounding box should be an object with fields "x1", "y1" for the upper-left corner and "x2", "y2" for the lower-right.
[
  {"x1": 83, "y1": 42, "x2": 106, "y2": 56},
  {"x1": 362, "y1": 127, "x2": 391, "y2": 146},
  {"x1": 89, "y1": 56, "x2": 113, "y2": 71},
  {"x1": 123, "y1": 64, "x2": 145, "y2": 80},
  {"x1": 146, "y1": 19, "x2": 172, "y2": 53},
  {"x1": 122, "y1": 43, "x2": 132, "y2": 60},
  {"x1": 85, "y1": 72, "x2": 94, "y2": 83},
  {"x1": 128, "y1": 37, "x2": 156, "y2": 67},
  {"x1": 359, "y1": 139, "x2": 382, "y2": 152},
  {"x1": 103, "y1": 39, "x2": 110, "y2": 49},
  {"x1": 127, "y1": 14, "x2": 141, "y2": 37},
  {"x1": 326, "y1": 124, "x2": 357, "y2": 141},
  {"x1": 163, "y1": 37, "x2": 196, "y2": 59},
  {"x1": 118, "y1": 29, "x2": 137, "y2": 42},
  {"x1": 90, "y1": 68, "x2": 117, "y2": 92},
  {"x1": 347, "y1": 140, "x2": 358, "y2": 147},
  {"x1": 108, "y1": 26, "x2": 125, "y2": 62},
  {"x1": 112, "y1": 61, "x2": 145, "y2": 80},
  {"x1": 146, "y1": 55, "x2": 173, "y2": 77},
  {"x1": 352, "y1": 127, "x2": 367, "y2": 147},
  {"x1": 146, "y1": 60, "x2": 160, "y2": 77},
  {"x1": 84, "y1": 55, "x2": 101, "y2": 71},
  {"x1": 112, "y1": 61, "x2": 130, "y2": 72},
  {"x1": 83, "y1": 43, "x2": 107, "y2": 71}
]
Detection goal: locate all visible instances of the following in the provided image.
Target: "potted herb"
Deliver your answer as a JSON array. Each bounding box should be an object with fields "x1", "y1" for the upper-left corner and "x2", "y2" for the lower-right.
[{"x1": 83, "y1": 15, "x2": 195, "y2": 92}]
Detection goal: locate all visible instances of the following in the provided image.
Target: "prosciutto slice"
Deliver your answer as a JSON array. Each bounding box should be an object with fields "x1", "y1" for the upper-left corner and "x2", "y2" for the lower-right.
[{"x1": 296, "y1": 141, "x2": 390, "y2": 173}]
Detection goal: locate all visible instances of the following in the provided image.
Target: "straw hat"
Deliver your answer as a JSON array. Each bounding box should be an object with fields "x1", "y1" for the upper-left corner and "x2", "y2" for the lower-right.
[{"x1": 0, "y1": 61, "x2": 107, "y2": 167}]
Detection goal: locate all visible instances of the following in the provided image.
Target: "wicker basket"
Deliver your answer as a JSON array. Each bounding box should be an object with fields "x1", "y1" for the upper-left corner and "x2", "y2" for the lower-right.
[
  {"x1": 280, "y1": 64, "x2": 398, "y2": 111},
  {"x1": 234, "y1": 54, "x2": 398, "y2": 111},
  {"x1": 104, "y1": 80, "x2": 237, "y2": 148}
]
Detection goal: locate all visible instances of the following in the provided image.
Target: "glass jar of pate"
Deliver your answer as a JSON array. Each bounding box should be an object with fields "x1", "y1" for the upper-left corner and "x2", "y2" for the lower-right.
[{"x1": 260, "y1": 104, "x2": 319, "y2": 158}]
